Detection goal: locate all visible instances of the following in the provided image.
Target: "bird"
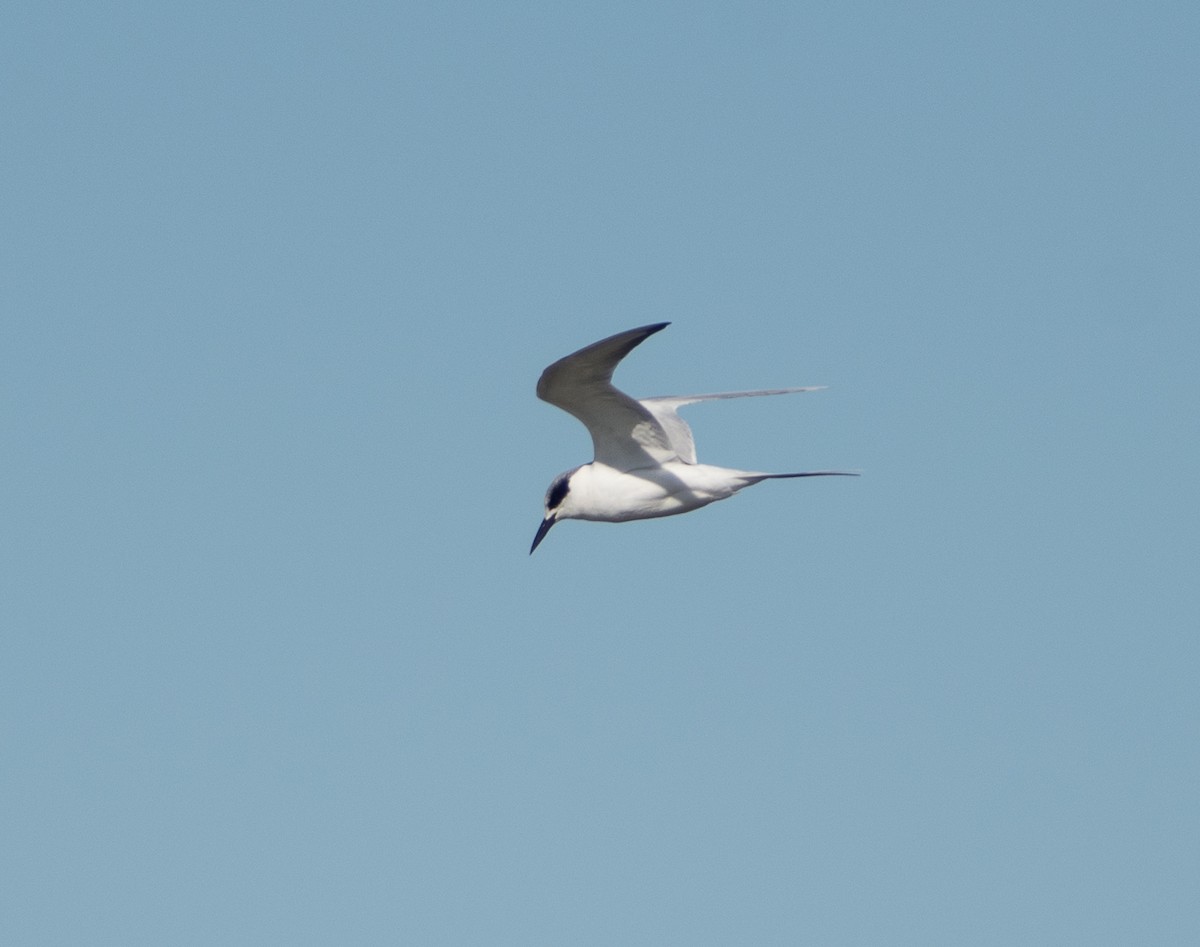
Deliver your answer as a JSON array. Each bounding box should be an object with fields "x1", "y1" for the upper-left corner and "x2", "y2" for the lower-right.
[{"x1": 530, "y1": 322, "x2": 857, "y2": 553}]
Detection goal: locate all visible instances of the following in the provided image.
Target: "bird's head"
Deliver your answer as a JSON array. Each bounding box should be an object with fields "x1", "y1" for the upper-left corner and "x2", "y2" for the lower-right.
[{"x1": 530, "y1": 467, "x2": 581, "y2": 554}]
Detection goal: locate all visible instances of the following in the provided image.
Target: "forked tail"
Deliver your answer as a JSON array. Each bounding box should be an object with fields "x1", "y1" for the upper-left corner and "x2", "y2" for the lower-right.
[{"x1": 750, "y1": 471, "x2": 860, "y2": 482}]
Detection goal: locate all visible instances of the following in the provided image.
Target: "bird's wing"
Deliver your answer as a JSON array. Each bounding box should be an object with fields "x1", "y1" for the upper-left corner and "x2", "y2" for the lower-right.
[
  {"x1": 536, "y1": 322, "x2": 680, "y2": 471},
  {"x1": 639, "y1": 387, "x2": 826, "y2": 464}
]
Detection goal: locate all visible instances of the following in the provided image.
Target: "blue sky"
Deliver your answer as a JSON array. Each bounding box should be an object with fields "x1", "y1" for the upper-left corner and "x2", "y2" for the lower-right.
[{"x1": 3, "y1": 2, "x2": 1198, "y2": 943}]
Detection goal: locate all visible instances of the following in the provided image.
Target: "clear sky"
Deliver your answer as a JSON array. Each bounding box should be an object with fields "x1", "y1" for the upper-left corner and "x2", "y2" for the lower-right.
[{"x1": 3, "y1": 2, "x2": 1198, "y2": 944}]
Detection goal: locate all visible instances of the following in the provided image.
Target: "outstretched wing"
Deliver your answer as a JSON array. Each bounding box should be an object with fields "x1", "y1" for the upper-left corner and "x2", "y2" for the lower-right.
[
  {"x1": 536, "y1": 322, "x2": 680, "y2": 471},
  {"x1": 639, "y1": 387, "x2": 826, "y2": 464}
]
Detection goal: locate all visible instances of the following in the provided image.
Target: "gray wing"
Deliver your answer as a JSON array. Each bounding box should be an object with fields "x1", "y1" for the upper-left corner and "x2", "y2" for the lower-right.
[
  {"x1": 536, "y1": 322, "x2": 681, "y2": 471},
  {"x1": 639, "y1": 387, "x2": 826, "y2": 464}
]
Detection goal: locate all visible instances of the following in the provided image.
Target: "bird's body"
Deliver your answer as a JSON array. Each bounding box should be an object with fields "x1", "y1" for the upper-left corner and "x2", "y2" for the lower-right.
[
  {"x1": 530, "y1": 322, "x2": 856, "y2": 553},
  {"x1": 548, "y1": 461, "x2": 770, "y2": 523}
]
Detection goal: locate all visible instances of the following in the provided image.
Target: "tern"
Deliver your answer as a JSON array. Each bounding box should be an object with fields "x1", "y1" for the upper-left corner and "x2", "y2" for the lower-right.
[{"x1": 530, "y1": 322, "x2": 857, "y2": 553}]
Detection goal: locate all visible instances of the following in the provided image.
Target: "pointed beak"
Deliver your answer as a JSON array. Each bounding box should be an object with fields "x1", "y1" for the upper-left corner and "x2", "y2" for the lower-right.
[{"x1": 529, "y1": 515, "x2": 556, "y2": 554}]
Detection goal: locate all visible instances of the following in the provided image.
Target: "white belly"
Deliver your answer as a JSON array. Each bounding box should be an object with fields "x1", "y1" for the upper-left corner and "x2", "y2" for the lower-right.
[{"x1": 569, "y1": 462, "x2": 758, "y2": 522}]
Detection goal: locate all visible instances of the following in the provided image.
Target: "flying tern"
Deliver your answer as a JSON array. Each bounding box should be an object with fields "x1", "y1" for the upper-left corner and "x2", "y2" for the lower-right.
[{"x1": 530, "y1": 322, "x2": 857, "y2": 553}]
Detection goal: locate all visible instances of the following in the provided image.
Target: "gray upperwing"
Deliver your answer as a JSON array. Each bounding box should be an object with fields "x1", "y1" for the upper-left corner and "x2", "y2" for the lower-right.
[
  {"x1": 537, "y1": 323, "x2": 682, "y2": 470},
  {"x1": 639, "y1": 387, "x2": 826, "y2": 464}
]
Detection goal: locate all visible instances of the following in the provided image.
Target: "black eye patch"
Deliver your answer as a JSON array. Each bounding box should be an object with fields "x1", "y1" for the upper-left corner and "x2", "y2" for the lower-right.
[{"x1": 547, "y1": 478, "x2": 570, "y2": 510}]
